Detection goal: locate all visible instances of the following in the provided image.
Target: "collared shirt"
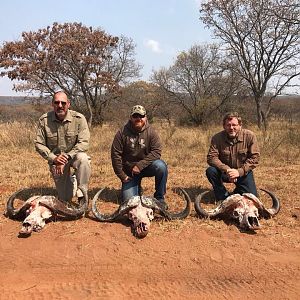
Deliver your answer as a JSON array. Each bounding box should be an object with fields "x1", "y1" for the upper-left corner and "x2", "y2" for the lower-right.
[
  {"x1": 35, "y1": 110, "x2": 90, "y2": 163},
  {"x1": 111, "y1": 120, "x2": 162, "y2": 181},
  {"x1": 207, "y1": 128, "x2": 260, "y2": 176}
]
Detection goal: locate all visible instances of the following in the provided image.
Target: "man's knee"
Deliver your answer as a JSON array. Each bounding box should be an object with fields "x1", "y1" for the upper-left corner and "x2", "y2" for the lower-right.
[
  {"x1": 206, "y1": 166, "x2": 218, "y2": 179},
  {"x1": 152, "y1": 159, "x2": 168, "y2": 174},
  {"x1": 74, "y1": 152, "x2": 90, "y2": 163}
]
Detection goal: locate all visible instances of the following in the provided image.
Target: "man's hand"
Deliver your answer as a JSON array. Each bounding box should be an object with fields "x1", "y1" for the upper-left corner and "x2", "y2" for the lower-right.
[
  {"x1": 122, "y1": 176, "x2": 132, "y2": 183},
  {"x1": 52, "y1": 164, "x2": 65, "y2": 176},
  {"x1": 226, "y1": 168, "x2": 239, "y2": 183},
  {"x1": 52, "y1": 154, "x2": 69, "y2": 176},
  {"x1": 132, "y1": 165, "x2": 141, "y2": 175},
  {"x1": 53, "y1": 154, "x2": 69, "y2": 165}
]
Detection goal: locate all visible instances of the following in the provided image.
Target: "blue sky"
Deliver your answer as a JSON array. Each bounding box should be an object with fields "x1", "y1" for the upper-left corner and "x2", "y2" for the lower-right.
[{"x1": 0, "y1": 0, "x2": 212, "y2": 96}]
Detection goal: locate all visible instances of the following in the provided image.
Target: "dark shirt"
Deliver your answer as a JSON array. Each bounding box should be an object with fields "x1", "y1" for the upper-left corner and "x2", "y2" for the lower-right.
[
  {"x1": 207, "y1": 128, "x2": 260, "y2": 176},
  {"x1": 111, "y1": 120, "x2": 162, "y2": 181}
]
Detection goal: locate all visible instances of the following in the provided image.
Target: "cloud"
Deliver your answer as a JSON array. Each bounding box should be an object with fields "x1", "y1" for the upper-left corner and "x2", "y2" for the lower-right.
[{"x1": 144, "y1": 39, "x2": 162, "y2": 53}]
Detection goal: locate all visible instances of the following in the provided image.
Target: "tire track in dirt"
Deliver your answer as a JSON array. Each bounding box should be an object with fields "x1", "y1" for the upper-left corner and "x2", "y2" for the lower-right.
[
  {"x1": 1, "y1": 275, "x2": 299, "y2": 300},
  {"x1": 1, "y1": 216, "x2": 300, "y2": 299}
]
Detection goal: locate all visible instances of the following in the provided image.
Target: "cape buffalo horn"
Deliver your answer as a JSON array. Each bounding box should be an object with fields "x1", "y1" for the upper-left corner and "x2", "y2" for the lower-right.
[
  {"x1": 6, "y1": 188, "x2": 88, "y2": 220},
  {"x1": 91, "y1": 188, "x2": 127, "y2": 222},
  {"x1": 40, "y1": 188, "x2": 88, "y2": 218},
  {"x1": 194, "y1": 190, "x2": 220, "y2": 218},
  {"x1": 260, "y1": 188, "x2": 280, "y2": 216},
  {"x1": 6, "y1": 188, "x2": 32, "y2": 220},
  {"x1": 159, "y1": 187, "x2": 191, "y2": 220}
]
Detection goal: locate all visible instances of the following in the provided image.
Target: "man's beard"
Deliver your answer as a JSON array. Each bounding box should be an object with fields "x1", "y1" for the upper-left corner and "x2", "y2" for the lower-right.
[{"x1": 132, "y1": 120, "x2": 145, "y2": 131}]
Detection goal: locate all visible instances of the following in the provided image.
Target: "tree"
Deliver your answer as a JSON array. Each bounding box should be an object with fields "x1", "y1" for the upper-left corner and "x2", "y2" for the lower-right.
[
  {"x1": 200, "y1": 0, "x2": 300, "y2": 130},
  {"x1": 0, "y1": 22, "x2": 141, "y2": 126},
  {"x1": 119, "y1": 81, "x2": 167, "y2": 122},
  {"x1": 274, "y1": 1, "x2": 300, "y2": 25},
  {"x1": 151, "y1": 43, "x2": 243, "y2": 125}
]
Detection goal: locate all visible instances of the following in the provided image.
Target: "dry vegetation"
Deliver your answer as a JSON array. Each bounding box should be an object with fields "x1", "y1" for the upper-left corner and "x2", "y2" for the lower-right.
[
  {"x1": 0, "y1": 116, "x2": 299, "y2": 223},
  {"x1": 1, "y1": 108, "x2": 300, "y2": 299}
]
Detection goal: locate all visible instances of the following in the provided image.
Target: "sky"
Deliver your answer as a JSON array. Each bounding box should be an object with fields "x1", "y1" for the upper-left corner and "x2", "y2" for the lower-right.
[{"x1": 0, "y1": 0, "x2": 212, "y2": 96}]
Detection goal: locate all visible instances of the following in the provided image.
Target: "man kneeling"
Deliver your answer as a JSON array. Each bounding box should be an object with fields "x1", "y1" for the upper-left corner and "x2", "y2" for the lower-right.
[
  {"x1": 206, "y1": 112, "x2": 260, "y2": 201},
  {"x1": 111, "y1": 105, "x2": 168, "y2": 209}
]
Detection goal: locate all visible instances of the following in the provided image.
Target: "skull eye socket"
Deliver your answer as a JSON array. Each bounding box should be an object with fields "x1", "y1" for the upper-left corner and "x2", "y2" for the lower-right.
[{"x1": 233, "y1": 210, "x2": 240, "y2": 218}]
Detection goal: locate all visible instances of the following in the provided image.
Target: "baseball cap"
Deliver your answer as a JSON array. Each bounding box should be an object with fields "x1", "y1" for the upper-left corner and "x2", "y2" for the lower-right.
[{"x1": 130, "y1": 105, "x2": 146, "y2": 116}]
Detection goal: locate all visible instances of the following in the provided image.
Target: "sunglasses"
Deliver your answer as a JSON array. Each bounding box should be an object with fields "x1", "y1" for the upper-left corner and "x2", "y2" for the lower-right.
[
  {"x1": 132, "y1": 114, "x2": 145, "y2": 119},
  {"x1": 53, "y1": 101, "x2": 68, "y2": 106}
]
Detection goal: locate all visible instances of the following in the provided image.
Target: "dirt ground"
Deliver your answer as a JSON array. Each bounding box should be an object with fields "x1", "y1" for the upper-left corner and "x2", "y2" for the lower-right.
[{"x1": 0, "y1": 184, "x2": 299, "y2": 300}]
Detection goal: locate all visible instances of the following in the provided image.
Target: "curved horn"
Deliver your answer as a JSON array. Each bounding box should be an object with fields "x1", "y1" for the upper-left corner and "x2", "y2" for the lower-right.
[
  {"x1": 92, "y1": 188, "x2": 131, "y2": 222},
  {"x1": 194, "y1": 190, "x2": 222, "y2": 218},
  {"x1": 6, "y1": 188, "x2": 32, "y2": 220},
  {"x1": 159, "y1": 188, "x2": 191, "y2": 220},
  {"x1": 260, "y1": 188, "x2": 280, "y2": 217},
  {"x1": 6, "y1": 188, "x2": 88, "y2": 220},
  {"x1": 41, "y1": 188, "x2": 88, "y2": 219}
]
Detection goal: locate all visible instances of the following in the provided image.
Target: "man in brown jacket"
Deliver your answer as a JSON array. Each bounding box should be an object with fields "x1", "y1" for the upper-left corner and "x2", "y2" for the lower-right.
[
  {"x1": 35, "y1": 90, "x2": 91, "y2": 202},
  {"x1": 111, "y1": 105, "x2": 168, "y2": 207},
  {"x1": 206, "y1": 112, "x2": 260, "y2": 201}
]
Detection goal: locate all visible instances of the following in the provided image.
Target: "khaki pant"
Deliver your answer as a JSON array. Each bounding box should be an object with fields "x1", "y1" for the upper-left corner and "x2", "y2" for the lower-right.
[{"x1": 50, "y1": 152, "x2": 91, "y2": 202}]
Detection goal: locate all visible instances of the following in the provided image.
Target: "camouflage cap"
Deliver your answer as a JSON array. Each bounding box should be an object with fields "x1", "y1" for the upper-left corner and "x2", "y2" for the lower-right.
[{"x1": 130, "y1": 105, "x2": 146, "y2": 116}]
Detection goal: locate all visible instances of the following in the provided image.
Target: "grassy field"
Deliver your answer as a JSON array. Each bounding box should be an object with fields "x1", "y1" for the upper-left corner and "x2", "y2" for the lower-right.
[
  {"x1": 0, "y1": 117, "x2": 299, "y2": 299},
  {"x1": 0, "y1": 119, "x2": 299, "y2": 224}
]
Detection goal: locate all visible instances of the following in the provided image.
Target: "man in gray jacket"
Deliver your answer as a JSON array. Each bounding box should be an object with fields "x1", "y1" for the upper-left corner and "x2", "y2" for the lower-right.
[
  {"x1": 206, "y1": 112, "x2": 260, "y2": 201},
  {"x1": 111, "y1": 105, "x2": 168, "y2": 207},
  {"x1": 35, "y1": 91, "x2": 91, "y2": 202}
]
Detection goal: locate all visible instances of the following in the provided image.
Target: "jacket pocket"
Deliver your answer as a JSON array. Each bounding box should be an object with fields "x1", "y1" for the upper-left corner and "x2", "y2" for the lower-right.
[
  {"x1": 46, "y1": 132, "x2": 58, "y2": 148},
  {"x1": 238, "y1": 149, "x2": 247, "y2": 161},
  {"x1": 65, "y1": 131, "x2": 77, "y2": 147},
  {"x1": 221, "y1": 149, "x2": 230, "y2": 157}
]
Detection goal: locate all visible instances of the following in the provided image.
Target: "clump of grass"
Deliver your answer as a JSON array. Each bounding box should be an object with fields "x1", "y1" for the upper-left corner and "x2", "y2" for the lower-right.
[
  {"x1": 258, "y1": 121, "x2": 300, "y2": 164},
  {"x1": 0, "y1": 121, "x2": 36, "y2": 148}
]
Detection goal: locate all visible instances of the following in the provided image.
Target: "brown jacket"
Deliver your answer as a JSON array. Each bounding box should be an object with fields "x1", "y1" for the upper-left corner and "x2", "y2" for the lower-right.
[
  {"x1": 35, "y1": 110, "x2": 90, "y2": 163},
  {"x1": 207, "y1": 129, "x2": 260, "y2": 176},
  {"x1": 111, "y1": 120, "x2": 162, "y2": 181}
]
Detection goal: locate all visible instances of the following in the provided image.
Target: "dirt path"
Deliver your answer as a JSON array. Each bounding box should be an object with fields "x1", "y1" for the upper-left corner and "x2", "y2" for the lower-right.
[{"x1": 0, "y1": 207, "x2": 299, "y2": 300}]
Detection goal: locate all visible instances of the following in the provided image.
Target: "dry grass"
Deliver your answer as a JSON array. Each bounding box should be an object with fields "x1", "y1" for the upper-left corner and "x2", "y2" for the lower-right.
[{"x1": 0, "y1": 120, "x2": 299, "y2": 229}]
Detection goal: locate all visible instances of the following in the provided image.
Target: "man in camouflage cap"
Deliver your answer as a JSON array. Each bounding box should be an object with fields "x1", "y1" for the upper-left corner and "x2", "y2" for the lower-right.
[
  {"x1": 35, "y1": 90, "x2": 91, "y2": 202},
  {"x1": 111, "y1": 104, "x2": 168, "y2": 208}
]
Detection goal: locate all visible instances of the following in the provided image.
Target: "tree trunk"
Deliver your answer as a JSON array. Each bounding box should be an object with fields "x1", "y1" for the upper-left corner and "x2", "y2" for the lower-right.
[
  {"x1": 261, "y1": 111, "x2": 269, "y2": 131},
  {"x1": 255, "y1": 98, "x2": 263, "y2": 129}
]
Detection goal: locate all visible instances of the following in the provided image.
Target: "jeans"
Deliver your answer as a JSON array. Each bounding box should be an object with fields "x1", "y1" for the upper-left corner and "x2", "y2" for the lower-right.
[
  {"x1": 122, "y1": 159, "x2": 168, "y2": 203},
  {"x1": 206, "y1": 166, "x2": 258, "y2": 201}
]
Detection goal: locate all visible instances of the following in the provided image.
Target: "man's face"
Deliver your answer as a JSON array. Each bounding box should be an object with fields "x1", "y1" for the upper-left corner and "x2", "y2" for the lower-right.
[
  {"x1": 130, "y1": 113, "x2": 146, "y2": 131},
  {"x1": 52, "y1": 92, "x2": 70, "y2": 121},
  {"x1": 223, "y1": 117, "x2": 241, "y2": 138}
]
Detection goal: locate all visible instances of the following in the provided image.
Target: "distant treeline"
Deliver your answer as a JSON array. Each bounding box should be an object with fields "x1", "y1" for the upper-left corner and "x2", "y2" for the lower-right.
[
  {"x1": 0, "y1": 96, "x2": 50, "y2": 105},
  {"x1": 0, "y1": 95, "x2": 300, "y2": 125},
  {"x1": 0, "y1": 96, "x2": 25, "y2": 105}
]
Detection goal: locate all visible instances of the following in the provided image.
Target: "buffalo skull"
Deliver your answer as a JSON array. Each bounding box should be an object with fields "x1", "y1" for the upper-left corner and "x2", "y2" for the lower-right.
[
  {"x1": 6, "y1": 188, "x2": 88, "y2": 237},
  {"x1": 92, "y1": 187, "x2": 191, "y2": 238},
  {"x1": 194, "y1": 189, "x2": 280, "y2": 231}
]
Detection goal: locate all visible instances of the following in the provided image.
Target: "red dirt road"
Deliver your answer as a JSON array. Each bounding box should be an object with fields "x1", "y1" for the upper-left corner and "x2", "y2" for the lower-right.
[{"x1": 0, "y1": 203, "x2": 299, "y2": 300}]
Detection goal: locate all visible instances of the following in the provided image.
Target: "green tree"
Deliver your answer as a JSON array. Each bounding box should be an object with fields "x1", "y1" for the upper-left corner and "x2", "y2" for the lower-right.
[{"x1": 0, "y1": 22, "x2": 141, "y2": 126}]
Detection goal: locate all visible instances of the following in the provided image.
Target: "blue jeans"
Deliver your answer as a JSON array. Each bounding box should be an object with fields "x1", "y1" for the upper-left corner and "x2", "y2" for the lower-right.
[
  {"x1": 206, "y1": 166, "x2": 258, "y2": 201},
  {"x1": 122, "y1": 159, "x2": 168, "y2": 203}
]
